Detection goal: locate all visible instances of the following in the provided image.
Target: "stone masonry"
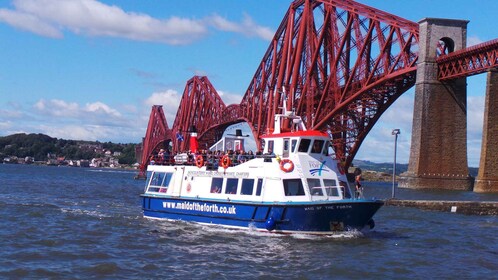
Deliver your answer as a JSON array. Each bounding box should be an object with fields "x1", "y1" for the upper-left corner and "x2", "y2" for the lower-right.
[
  {"x1": 399, "y1": 18, "x2": 473, "y2": 190},
  {"x1": 474, "y1": 70, "x2": 498, "y2": 192}
]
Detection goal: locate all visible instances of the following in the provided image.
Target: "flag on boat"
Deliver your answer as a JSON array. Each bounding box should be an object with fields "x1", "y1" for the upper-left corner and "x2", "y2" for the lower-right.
[{"x1": 176, "y1": 132, "x2": 184, "y2": 142}]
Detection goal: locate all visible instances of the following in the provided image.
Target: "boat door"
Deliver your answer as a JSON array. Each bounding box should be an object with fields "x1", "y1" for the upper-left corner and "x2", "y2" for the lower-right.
[
  {"x1": 234, "y1": 140, "x2": 242, "y2": 151},
  {"x1": 283, "y1": 138, "x2": 290, "y2": 158},
  {"x1": 169, "y1": 167, "x2": 186, "y2": 196}
]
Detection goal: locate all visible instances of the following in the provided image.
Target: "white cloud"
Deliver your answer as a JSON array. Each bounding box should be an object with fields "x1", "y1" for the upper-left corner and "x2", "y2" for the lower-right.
[
  {"x1": 32, "y1": 98, "x2": 126, "y2": 126},
  {"x1": 208, "y1": 13, "x2": 274, "y2": 41},
  {"x1": 36, "y1": 124, "x2": 142, "y2": 142},
  {"x1": 84, "y1": 102, "x2": 121, "y2": 117},
  {"x1": 1, "y1": 0, "x2": 207, "y2": 44},
  {"x1": 0, "y1": 120, "x2": 13, "y2": 130},
  {"x1": 217, "y1": 90, "x2": 243, "y2": 105},
  {"x1": 0, "y1": 0, "x2": 274, "y2": 44},
  {"x1": 0, "y1": 7, "x2": 62, "y2": 38},
  {"x1": 356, "y1": 92, "x2": 415, "y2": 164},
  {"x1": 34, "y1": 99, "x2": 79, "y2": 117},
  {"x1": 0, "y1": 108, "x2": 23, "y2": 119},
  {"x1": 144, "y1": 90, "x2": 181, "y2": 125},
  {"x1": 467, "y1": 36, "x2": 483, "y2": 47}
]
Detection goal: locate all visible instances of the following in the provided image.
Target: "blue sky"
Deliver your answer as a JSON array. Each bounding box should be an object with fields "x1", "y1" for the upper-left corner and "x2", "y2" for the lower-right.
[{"x1": 1, "y1": 0, "x2": 497, "y2": 166}]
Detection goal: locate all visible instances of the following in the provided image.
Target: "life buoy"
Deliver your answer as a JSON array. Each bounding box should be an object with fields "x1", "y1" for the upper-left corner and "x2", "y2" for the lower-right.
[
  {"x1": 280, "y1": 159, "x2": 294, "y2": 172},
  {"x1": 195, "y1": 155, "x2": 204, "y2": 168},
  {"x1": 186, "y1": 183, "x2": 192, "y2": 193},
  {"x1": 221, "y1": 155, "x2": 231, "y2": 169},
  {"x1": 337, "y1": 162, "x2": 345, "y2": 175}
]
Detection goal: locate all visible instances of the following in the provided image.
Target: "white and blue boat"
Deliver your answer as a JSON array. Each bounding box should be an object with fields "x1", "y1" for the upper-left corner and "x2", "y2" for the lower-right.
[{"x1": 141, "y1": 109, "x2": 383, "y2": 234}]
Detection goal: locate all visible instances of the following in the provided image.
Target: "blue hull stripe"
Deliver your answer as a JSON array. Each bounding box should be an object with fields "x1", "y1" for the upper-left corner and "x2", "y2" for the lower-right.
[{"x1": 141, "y1": 195, "x2": 383, "y2": 233}]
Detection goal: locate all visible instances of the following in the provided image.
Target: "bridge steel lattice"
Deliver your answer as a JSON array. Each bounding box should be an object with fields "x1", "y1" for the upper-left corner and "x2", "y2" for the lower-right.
[
  {"x1": 138, "y1": 0, "x2": 420, "y2": 176},
  {"x1": 139, "y1": 1, "x2": 498, "y2": 193}
]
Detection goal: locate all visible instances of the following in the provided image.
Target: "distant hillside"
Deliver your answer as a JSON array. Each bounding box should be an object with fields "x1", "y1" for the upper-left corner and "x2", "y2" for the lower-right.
[
  {"x1": 351, "y1": 159, "x2": 478, "y2": 179},
  {"x1": 0, "y1": 133, "x2": 138, "y2": 164}
]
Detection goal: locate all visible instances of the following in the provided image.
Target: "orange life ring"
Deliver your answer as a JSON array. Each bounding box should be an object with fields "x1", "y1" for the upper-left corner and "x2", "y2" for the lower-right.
[
  {"x1": 337, "y1": 162, "x2": 345, "y2": 175},
  {"x1": 195, "y1": 155, "x2": 204, "y2": 168},
  {"x1": 280, "y1": 159, "x2": 294, "y2": 172},
  {"x1": 221, "y1": 155, "x2": 231, "y2": 169}
]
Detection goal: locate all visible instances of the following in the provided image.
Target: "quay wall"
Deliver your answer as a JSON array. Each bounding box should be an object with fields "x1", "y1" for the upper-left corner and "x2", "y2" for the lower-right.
[{"x1": 383, "y1": 199, "x2": 498, "y2": 215}]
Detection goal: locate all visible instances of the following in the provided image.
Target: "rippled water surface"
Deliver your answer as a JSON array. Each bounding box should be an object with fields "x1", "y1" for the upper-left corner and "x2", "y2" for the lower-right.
[{"x1": 1, "y1": 164, "x2": 497, "y2": 279}]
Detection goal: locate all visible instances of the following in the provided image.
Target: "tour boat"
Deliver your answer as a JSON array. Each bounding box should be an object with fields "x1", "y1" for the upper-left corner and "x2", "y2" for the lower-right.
[{"x1": 140, "y1": 108, "x2": 383, "y2": 234}]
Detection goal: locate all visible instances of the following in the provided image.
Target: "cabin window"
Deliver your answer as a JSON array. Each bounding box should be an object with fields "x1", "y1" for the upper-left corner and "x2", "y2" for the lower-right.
[
  {"x1": 148, "y1": 172, "x2": 173, "y2": 193},
  {"x1": 298, "y1": 139, "x2": 311, "y2": 153},
  {"x1": 291, "y1": 139, "x2": 298, "y2": 153},
  {"x1": 283, "y1": 138, "x2": 290, "y2": 157},
  {"x1": 311, "y1": 140, "x2": 325, "y2": 154},
  {"x1": 241, "y1": 179, "x2": 255, "y2": 195},
  {"x1": 255, "y1": 178, "x2": 263, "y2": 196},
  {"x1": 210, "y1": 177, "x2": 223, "y2": 193},
  {"x1": 307, "y1": 179, "x2": 323, "y2": 196},
  {"x1": 225, "y1": 178, "x2": 239, "y2": 194},
  {"x1": 267, "y1": 140, "x2": 274, "y2": 154},
  {"x1": 323, "y1": 179, "x2": 339, "y2": 196},
  {"x1": 283, "y1": 179, "x2": 305, "y2": 196},
  {"x1": 150, "y1": 172, "x2": 163, "y2": 186},
  {"x1": 150, "y1": 172, "x2": 173, "y2": 187}
]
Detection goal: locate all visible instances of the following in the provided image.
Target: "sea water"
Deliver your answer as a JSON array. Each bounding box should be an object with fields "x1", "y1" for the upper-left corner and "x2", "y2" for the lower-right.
[{"x1": 0, "y1": 164, "x2": 496, "y2": 279}]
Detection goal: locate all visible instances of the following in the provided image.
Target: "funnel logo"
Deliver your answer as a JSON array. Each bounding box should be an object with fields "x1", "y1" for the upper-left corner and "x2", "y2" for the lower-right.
[{"x1": 309, "y1": 161, "x2": 329, "y2": 176}]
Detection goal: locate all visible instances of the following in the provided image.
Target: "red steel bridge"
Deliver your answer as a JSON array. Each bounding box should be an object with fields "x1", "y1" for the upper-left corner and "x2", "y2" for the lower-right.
[{"x1": 137, "y1": 0, "x2": 498, "y2": 177}]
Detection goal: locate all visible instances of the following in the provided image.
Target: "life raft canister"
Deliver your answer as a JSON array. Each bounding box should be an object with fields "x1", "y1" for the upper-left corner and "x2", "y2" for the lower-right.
[
  {"x1": 279, "y1": 159, "x2": 294, "y2": 172},
  {"x1": 195, "y1": 155, "x2": 204, "y2": 168},
  {"x1": 220, "y1": 155, "x2": 231, "y2": 169}
]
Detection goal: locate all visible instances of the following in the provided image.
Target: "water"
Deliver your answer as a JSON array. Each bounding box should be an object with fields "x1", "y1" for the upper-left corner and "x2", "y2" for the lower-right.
[{"x1": 1, "y1": 164, "x2": 497, "y2": 279}]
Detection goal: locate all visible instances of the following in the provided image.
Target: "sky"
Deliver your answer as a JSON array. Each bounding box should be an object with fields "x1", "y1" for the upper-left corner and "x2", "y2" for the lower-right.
[{"x1": 1, "y1": 0, "x2": 497, "y2": 167}]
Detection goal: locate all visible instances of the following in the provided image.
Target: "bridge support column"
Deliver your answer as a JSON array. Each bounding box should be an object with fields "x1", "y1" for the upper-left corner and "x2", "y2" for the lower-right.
[
  {"x1": 474, "y1": 70, "x2": 498, "y2": 192},
  {"x1": 399, "y1": 18, "x2": 473, "y2": 191}
]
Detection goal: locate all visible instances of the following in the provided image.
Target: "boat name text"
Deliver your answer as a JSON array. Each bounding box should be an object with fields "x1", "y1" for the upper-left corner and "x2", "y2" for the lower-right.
[
  {"x1": 186, "y1": 171, "x2": 250, "y2": 178},
  {"x1": 163, "y1": 201, "x2": 237, "y2": 215}
]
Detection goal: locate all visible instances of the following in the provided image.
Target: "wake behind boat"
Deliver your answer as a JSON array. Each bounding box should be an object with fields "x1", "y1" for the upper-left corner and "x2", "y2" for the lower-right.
[{"x1": 140, "y1": 106, "x2": 383, "y2": 234}]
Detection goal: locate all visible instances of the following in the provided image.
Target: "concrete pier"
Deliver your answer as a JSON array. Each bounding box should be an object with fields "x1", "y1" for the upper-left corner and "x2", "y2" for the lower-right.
[{"x1": 383, "y1": 199, "x2": 498, "y2": 215}]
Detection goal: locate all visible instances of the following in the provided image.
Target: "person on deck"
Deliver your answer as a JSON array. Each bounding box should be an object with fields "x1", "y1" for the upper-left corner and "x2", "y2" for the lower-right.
[{"x1": 354, "y1": 168, "x2": 363, "y2": 199}]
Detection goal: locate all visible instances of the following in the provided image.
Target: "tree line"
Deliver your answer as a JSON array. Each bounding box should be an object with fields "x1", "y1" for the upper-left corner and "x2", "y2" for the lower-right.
[{"x1": 0, "y1": 133, "x2": 137, "y2": 164}]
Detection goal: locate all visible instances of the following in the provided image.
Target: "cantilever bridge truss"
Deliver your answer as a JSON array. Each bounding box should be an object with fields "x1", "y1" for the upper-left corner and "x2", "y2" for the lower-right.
[
  {"x1": 138, "y1": 0, "x2": 498, "y2": 177},
  {"x1": 138, "y1": 0, "x2": 420, "y2": 176}
]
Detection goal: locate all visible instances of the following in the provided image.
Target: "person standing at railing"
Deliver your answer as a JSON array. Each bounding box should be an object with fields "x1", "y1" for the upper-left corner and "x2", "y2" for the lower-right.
[{"x1": 354, "y1": 168, "x2": 363, "y2": 199}]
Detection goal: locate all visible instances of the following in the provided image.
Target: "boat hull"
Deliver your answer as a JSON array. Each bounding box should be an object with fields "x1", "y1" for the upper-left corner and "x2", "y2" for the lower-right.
[{"x1": 141, "y1": 195, "x2": 383, "y2": 234}]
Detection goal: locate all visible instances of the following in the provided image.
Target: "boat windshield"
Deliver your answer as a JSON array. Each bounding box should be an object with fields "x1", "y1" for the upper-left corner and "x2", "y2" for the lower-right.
[
  {"x1": 308, "y1": 178, "x2": 342, "y2": 199},
  {"x1": 298, "y1": 139, "x2": 311, "y2": 152},
  {"x1": 311, "y1": 140, "x2": 325, "y2": 154},
  {"x1": 323, "y1": 179, "x2": 340, "y2": 197},
  {"x1": 146, "y1": 171, "x2": 173, "y2": 193},
  {"x1": 283, "y1": 179, "x2": 306, "y2": 196}
]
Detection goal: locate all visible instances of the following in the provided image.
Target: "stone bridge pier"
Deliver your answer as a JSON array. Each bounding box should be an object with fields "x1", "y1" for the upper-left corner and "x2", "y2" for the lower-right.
[
  {"x1": 474, "y1": 70, "x2": 498, "y2": 192},
  {"x1": 400, "y1": 18, "x2": 473, "y2": 191}
]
